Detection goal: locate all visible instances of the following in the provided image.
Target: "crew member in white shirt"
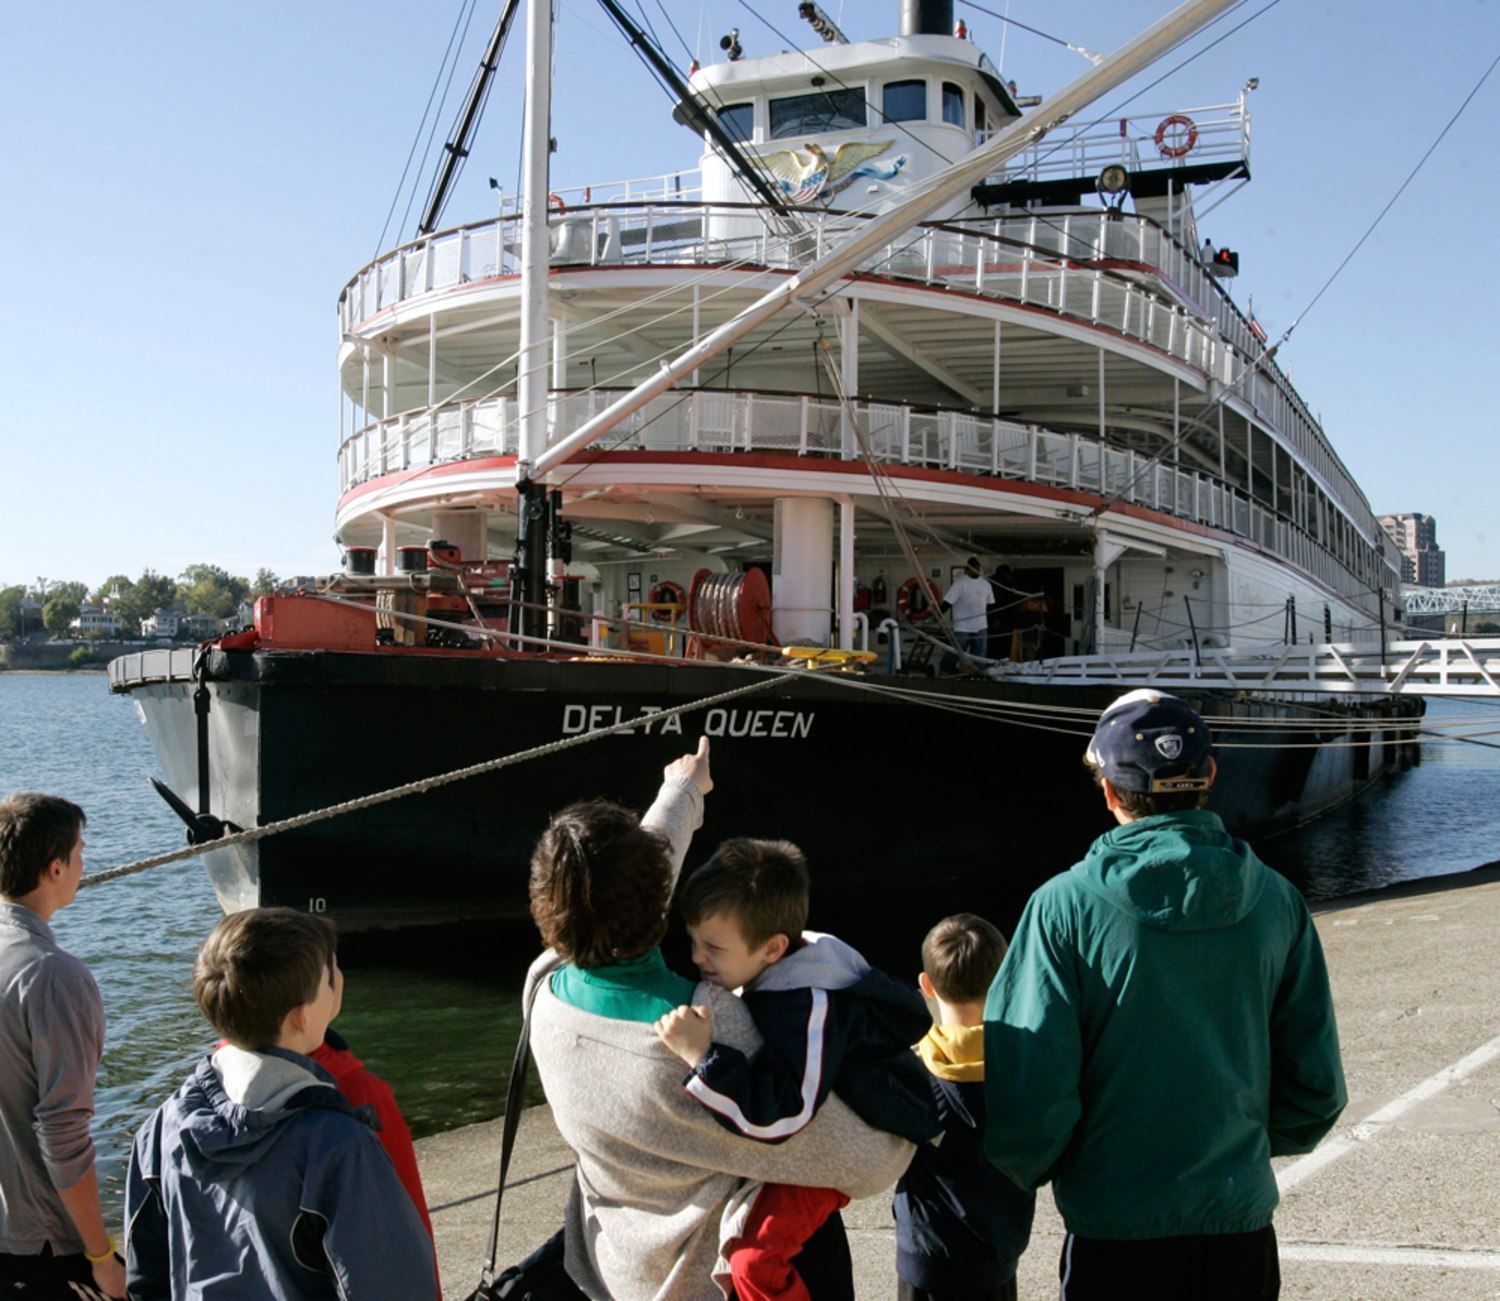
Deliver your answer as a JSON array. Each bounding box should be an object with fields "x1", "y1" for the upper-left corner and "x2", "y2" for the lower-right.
[{"x1": 941, "y1": 557, "x2": 994, "y2": 668}]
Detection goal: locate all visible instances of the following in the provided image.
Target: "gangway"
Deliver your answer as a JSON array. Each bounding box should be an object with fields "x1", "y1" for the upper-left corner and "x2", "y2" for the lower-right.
[
  {"x1": 989, "y1": 637, "x2": 1500, "y2": 697},
  {"x1": 1401, "y1": 584, "x2": 1500, "y2": 615}
]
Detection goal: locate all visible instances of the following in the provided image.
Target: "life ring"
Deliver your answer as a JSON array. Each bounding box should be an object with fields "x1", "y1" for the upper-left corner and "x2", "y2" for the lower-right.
[
  {"x1": 649, "y1": 580, "x2": 686, "y2": 622},
  {"x1": 1153, "y1": 114, "x2": 1197, "y2": 159},
  {"x1": 897, "y1": 577, "x2": 941, "y2": 622},
  {"x1": 548, "y1": 192, "x2": 567, "y2": 212}
]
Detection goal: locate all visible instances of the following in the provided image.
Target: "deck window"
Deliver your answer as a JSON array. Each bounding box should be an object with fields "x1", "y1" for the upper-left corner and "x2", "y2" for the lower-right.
[
  {"x1": 716, "y1": 102, "x2": 754, "y2": 143},
  {"x1": 942, "y1": 82, "x2": 965, "y2": 127},
  {"x1": 770, "y1": 88, "x2": 867, "y2": 138},
  {"x1": 882, "y1": 79, "x2": 927, "y2": 123}
]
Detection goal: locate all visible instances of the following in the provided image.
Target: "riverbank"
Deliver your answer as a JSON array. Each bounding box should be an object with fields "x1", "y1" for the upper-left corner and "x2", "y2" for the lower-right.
[
  {"x1": 0, "y1": 641, "x2": 130, "y2": 671},
  {"x1": 416, "y1": 863, "x2": 1500, "y2": 1299}
]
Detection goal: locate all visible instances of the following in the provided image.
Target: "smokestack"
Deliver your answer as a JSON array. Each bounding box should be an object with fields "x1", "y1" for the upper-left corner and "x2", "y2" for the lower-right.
[{"x1": 900, "y1": 0, "x2": 954, "y2": 36}]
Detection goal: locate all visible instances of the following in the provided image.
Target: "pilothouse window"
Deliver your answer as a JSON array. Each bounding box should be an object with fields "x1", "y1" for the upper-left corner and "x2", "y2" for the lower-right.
[
  {"x1": 942, "y1": 83, "x2": 965, "y2": 127},
  {"x1": 770, "y1": 88, "x2": 867, "y2": 138},
  {"x1": 717, "y1": 102, "x2": 753, "y2": 144},
  {"x1": 882, "y1": 80, "x2": 927, "y2": 123}
]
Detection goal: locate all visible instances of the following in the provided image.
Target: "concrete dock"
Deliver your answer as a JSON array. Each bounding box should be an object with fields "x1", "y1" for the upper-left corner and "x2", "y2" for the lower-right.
[{"x1": 417, "y1": 866, "x2": 1500, "y2": 1299}]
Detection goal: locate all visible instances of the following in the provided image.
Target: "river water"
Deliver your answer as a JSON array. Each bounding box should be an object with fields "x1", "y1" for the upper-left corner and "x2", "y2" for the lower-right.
[{"x1": 2, "y1": 671, "x2": 1497, "y2": 1213}]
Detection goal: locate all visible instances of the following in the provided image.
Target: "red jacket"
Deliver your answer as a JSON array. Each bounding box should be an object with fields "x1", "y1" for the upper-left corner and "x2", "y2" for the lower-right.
[
  {"x1": 219, "y1": 1031, "x2": 441, "y2": 1293},
  {"x1": 310, "y1": 1030, "x2": 435, "y2": 1242}
]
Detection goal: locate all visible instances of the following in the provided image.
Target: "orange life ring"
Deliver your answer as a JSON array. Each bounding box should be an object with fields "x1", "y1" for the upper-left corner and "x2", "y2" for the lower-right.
[
  {"x1": 649, "y1": 580, "x2": 686, "y2": 622},
  {"x1": 1153, "y1": 114, "x2": 1197, "y2": 159},
  {"x1": 548, "y1": 192, "x2": 567, "y2": 212},
  {"x1": 897, "y1": 577, "x2": 941, "y2": 622}
]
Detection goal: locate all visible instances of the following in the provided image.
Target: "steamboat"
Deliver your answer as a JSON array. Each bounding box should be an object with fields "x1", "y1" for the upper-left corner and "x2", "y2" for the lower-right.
[{"x1": 110, "y1": 0, "x2": 1421, "y2": 933}]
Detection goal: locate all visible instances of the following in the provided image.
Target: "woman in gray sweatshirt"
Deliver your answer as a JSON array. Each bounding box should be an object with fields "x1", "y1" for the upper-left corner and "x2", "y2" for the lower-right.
[{"x1": 524, "y1": 738, "x2": 913, "y2": 1301}]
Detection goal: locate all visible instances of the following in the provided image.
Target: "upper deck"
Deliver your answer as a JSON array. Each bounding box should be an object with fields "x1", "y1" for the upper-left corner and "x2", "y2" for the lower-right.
[{"x1": 337, "y1": 160, "x2": 1374, "y2": 571}]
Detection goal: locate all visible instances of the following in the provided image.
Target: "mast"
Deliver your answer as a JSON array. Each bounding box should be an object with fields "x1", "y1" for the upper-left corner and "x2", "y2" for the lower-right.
[
  {"x1": 530, "y1": 0, "x2": 1243, "y2": 478},
  {"x1": 512, "y1": 0, "x2": 553, "y2": 645}
]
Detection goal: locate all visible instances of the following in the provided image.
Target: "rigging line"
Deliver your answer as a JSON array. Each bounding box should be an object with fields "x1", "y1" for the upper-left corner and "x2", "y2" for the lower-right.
[
  {"x1": 798, "y1": 674, "x2": 1418, "y2": 749},
  {"x1": 787, "y1": 668, "x2": 1430, "y2": 731},
  {"x1": 547, "y1": 254, "x2": 819, "y2": 380},
  {"x1": 594, "y1": 1, "x2": 800, "y2": 227},
  {"x1": 375, "y1": 0, "x2": 478, "y2": 259},
  {"x1": 400, "y1": 0, "x2": 484, "y2": 245},
  {"x1": 812, "y1": 326, "x2": 965, "y2": 645},
  {"x1": 1285, "y1": 50, "x2": 1500, "y2": 339},
  {"x1": 425, "y1": 240, "x2": 795, "y2": 415},
  {"x1": 731, "y1": 0, "x2": 970, "y2": 177},
  {"x1": 626, "y1": 0, "x2": 663, "y2": 49},
  {"x1": 963, "y1": 0, "x2": 1272, "y2": 264},
  {"x1": 1088, "y1": 0, "x2": 1269, "y2": 124},
  {"x1": 647, "y1": 0, "x2": 694, "y2": 63},
  {"x1": 1416, "y1": 728, "x2": 1500, "y2": 751},
  {"x1": 546, "y1": 308, "x2": 816, "y2": 494},
  {"x1": 78, "y1": 673, "x2": 785, "y2": 891},
  {"x1": 956, "y1": 0, "x2": 1104, "y2": 62},
  {"x1": 838, "y1": 675, "x2": 1434, "y2": 750}
]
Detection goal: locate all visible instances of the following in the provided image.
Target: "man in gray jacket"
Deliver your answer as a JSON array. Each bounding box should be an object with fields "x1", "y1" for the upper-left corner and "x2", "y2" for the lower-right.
[{"x1": 0, "y1": 793, "x2": 125, "y2": 1300}]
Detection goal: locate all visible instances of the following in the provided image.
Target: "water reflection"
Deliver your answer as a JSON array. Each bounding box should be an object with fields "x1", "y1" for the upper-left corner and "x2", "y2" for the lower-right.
[{"x1": 1257, "y1": 698, "x2": 1500, "y2": 898}]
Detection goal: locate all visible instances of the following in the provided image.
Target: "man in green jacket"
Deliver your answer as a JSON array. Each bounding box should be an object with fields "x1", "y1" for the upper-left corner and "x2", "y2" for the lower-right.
[{"x1": 983, "y1": 690, "x2": 1346, "y2": 1300}]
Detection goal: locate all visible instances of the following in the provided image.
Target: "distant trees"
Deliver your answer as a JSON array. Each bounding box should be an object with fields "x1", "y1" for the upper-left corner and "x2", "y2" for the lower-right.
[
  {"x1": 2, "y1": 562, "x2": 287, "y2": 640},
  {"x1": 47, "y1": 581, "x2": 89, "y2": 608},
  {"x1": 0, "y1": 586, "x2": 25, "y2": 638},
  {"x1": 178, "y1": 564, "x2": 250, "y2": 619},
  {"x1": 92, "y1": 574, "x2": 135, "y2": 604},
  {"x1": 112, "y1": 571, "x2": 178, "y2": 634},
  {"x1": 42, "y1": 599, "x2": 76, "y2": 635}
]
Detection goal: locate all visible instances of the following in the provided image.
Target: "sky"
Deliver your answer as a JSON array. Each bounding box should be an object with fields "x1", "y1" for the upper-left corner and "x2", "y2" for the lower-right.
[{"x1": 2, "y1": 0, "x2": 1497, "y2": 593}]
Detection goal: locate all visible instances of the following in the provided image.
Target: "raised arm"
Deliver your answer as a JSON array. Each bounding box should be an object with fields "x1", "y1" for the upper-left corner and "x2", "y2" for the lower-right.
[{"x1": 642, "y1": 736, "x2": 710, "y2": 889}]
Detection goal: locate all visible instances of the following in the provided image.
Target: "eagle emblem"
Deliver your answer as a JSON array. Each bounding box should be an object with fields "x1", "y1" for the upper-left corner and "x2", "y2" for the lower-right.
[{"x1": 749, "y1": 140, "x2": 908, "y2": 206}]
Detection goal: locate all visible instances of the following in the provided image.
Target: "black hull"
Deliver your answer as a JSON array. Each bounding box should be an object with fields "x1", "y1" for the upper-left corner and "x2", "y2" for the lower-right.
[{"x1": 109, "y1": 648, "x2": 1422, "y2": 941}]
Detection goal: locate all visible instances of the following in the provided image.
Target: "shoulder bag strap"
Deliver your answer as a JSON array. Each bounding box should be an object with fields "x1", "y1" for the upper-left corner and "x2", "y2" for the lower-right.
[{"x1": 479, "y1": 972, "x2": 543, "y2": 1282}]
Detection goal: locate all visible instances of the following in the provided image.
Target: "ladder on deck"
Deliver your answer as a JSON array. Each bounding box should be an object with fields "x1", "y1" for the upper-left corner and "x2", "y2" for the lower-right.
[{"x1": 987, "y1": 637, "x2": 1500, "y2": 697}]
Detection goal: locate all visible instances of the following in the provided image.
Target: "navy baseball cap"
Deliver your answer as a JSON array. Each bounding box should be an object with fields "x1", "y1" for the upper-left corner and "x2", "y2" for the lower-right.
[{"x1": 1085, "y1": 690, "x2": 1213, "y2": 794}]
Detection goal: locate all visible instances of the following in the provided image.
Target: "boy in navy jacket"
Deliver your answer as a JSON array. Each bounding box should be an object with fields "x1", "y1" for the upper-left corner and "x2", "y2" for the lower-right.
[
  {"x1": 125, "y1": 908, "x2": 438, "y2": 1300},
  {"x1": 894, "y1": 914, "x2": 1034, "y2": 1300},
  {"x1": 656, "y1": 838, "x2": 938, "y2": 1301}
]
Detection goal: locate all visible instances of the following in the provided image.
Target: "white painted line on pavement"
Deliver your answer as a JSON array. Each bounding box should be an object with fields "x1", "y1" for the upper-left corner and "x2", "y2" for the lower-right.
[
  {"x1": 1277, "y1": 1031, "x2": 1500, "y2": 1195},
  {"x1": 1281, "y1": 1244, "x2": 1500, "y2": 1271}
]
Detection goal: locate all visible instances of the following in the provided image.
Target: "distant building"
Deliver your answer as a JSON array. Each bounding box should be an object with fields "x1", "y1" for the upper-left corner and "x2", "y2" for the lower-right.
[
  {"x1": 141, "y1": 608, "x2": 180, "y2": 639},
  {"x1": 71, "y1": 602, "x2": 121, "y2": 638},
  {"x1": 1380, "y1": 512, "x2": 1445, "y2": 587},
  {"x1": 140, "y1": 608, "x2": 225, "y2": 641}
]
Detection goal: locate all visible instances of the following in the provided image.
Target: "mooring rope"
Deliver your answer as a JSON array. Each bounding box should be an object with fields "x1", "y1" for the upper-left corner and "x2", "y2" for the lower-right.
[{"x1": 80, "y1": 671, "x2": 784, "y2": 890}]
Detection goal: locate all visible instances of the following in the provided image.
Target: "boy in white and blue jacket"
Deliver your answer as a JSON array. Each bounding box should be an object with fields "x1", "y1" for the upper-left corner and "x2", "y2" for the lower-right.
[{"x1": 657, "y1": 838, "x2": 938, "y2": 1301}]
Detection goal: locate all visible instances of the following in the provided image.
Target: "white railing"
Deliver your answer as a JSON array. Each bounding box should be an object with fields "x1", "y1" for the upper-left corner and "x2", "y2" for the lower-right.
[
  {"x1": 339, "y1": 388, "x2": 1386, "y2": 621},
  {"x1": 981, "y1": 101, "x2": 1251, "y2": 195},
  {"x1": 339, "y1": 202, "x2": 1380, "y2": 563},
  {"x1": 992, "y1": 638, "x2": 1500, "y2": 698}
]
